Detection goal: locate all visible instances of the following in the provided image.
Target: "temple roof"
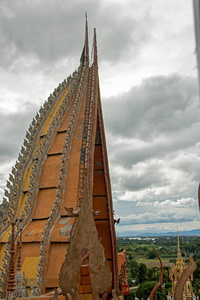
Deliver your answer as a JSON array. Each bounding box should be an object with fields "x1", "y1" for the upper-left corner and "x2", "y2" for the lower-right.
[{"x1": 0, "y1": 19, "x2": 119, "y2": 299}]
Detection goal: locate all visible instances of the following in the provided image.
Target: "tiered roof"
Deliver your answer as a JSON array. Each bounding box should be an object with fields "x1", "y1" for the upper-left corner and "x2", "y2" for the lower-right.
[{"x1": 0, "y1": 19, "x2": 119, "y2": 299}]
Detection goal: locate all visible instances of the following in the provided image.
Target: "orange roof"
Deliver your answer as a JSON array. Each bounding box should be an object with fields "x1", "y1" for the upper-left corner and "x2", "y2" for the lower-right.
[
  {"x1": 0, "y1": 21, "x2": 119, "y2": 299},
  {"x1": 118, "y1": 249, "x2": 126, "y2": 274}
]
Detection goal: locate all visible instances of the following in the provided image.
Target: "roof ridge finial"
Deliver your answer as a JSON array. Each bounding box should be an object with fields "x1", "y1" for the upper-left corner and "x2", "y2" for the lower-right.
[
  {"x1": 177, "y1": 227, "x2": 182, "y2": 258},
  {"x1": 177, "y1": 228, "x2": 179, "y2": 247},
  {"x1": 93, "y1": 28, "x2": 98, "y2": 67},
  {"x1": 80, "y1": 13, "x2": 89, "y2": 66},
  {"x1": 84, "y1": 12, "x2": 89, "y2": 66}
]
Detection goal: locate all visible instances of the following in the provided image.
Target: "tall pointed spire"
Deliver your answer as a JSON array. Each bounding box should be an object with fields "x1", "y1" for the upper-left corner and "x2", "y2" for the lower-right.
[
  {"x1": 85, "y1": 12, "x2": 89, "y2": 65},
  {"x1": 80, "y1": 13, "x2": 89, "y2": 66},
  {"x1": 177, "y1": 228, "x2": 182, "y2": 258},
  {"x1": 93, "y1": 28, "x2": 98, "y2": 67}
]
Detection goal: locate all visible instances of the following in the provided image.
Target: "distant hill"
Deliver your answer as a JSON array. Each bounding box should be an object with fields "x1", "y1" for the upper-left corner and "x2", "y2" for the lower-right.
[{"x1": 120, "y1": 228, "x2": 200, "y2": 237}]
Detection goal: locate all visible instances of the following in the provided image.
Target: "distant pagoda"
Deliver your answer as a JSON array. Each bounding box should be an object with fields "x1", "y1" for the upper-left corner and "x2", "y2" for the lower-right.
[{"x1": 169, "y1": 229, "x2": 195, "y2": 300}]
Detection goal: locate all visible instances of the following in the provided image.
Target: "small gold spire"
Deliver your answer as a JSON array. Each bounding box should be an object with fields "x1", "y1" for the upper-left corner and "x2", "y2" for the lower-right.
[{"x1": 177, "y1": 228, "x2": 182, "y2": 259}]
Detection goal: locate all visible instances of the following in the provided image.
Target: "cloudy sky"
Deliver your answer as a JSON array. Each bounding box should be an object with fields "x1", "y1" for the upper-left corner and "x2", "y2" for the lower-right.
[{"x1": 0, "y1": 0, "x2": 200, "y2": 236}]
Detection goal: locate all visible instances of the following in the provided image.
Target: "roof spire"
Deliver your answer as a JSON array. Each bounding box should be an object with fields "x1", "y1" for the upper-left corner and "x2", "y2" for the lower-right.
[
  {"x1": 80, "y1": 12, "x2": 89, "y2": 66},
  {"x1": 177, "y1": 228, "x2": 182, "y2": 258},
  {"x1": 85, "y1": 12, "x2": 89, "y2": 65},
  {"x1": 93, "y1": 28, "x2": 98, "y2": 67},
  {"x1": 80, "y1": 13, "x2": 89, "y2": 66}
]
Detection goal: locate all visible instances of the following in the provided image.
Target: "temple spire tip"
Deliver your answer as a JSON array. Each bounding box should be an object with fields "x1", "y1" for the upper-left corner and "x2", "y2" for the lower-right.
[
  {"x1": 93, "y1": 28, "x2": 98, "y2": 66},
  {"x1": 80, "y1": 13, "x2": 89, "y2": 66},
  {"x1": 177, "y1": 227, "x2": 182, "y2": 258},
  {"x1": 84, "y1": 13, "x2": 89, "y2": 65}
]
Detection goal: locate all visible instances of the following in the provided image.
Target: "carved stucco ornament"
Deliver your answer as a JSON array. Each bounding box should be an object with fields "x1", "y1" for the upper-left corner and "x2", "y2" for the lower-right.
[{"x1": 59, "y1": 179, "x2": 112, "y2": 299}]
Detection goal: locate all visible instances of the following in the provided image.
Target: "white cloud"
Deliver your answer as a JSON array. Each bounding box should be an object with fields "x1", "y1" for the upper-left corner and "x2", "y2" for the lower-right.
[
  {"x1": 115, "y1": 220, "x2": 200, "y2": 235},
  {"x1": 119, "y1": 208, "x2": 198, "y2": 226},
  {"x1": 154, "y1": 198, "x2": 197, "y2": 208}
]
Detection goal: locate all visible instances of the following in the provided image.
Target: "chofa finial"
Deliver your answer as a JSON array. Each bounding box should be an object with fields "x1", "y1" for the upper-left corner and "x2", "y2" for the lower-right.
[{"x1": 80, "y1": 13, "x2": 89, "y2": 65}]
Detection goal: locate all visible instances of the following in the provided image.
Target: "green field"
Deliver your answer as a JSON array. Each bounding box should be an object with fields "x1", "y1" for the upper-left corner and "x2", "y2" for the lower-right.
[{"x1": 135, "y1": 257, "x2": 173, "y2": 267}]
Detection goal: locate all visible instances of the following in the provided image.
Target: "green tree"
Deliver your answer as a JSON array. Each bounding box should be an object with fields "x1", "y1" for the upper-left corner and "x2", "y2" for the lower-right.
[
  {"x1": 146, "y1": 250, "x2": 157, "y2": 259},
  {"x1": 139, "y1": 263, "x2": 148, "y2": 283},
  {"x1": 129, "y1": 260, "x2": 139, "y2": 280},
  {"x1": 128, "y1": 253, "x2": 134, "y2": 261},
  {"x1": 136, "y1": 281, "x2": 168, "y2": 300},
  {"x1": 157, "y1": 286, "x2": 168, "y2": 300},
  {"x1": 136, "y1": 281, "x2": 155, "y2": 300},
  {"x1": 165, "y1": 281, "x2": 172, "y2": 293},
  {"x1": 147, "y1": 267, "x2": 156, "y2": 281}
]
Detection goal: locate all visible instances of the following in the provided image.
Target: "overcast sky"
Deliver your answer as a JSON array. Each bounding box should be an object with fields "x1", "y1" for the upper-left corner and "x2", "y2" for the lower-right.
[{"x1": 0, "y1": 0, "x2": 200, "y2": 236}]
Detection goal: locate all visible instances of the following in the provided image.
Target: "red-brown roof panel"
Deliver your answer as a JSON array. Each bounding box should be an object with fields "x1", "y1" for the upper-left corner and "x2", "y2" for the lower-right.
[
  {"x1": 32, "y1": 188, "x2": 57, "y2": 219},
  {"x1": 39, "y1": 155, "x2": 62, "y2": 189}
]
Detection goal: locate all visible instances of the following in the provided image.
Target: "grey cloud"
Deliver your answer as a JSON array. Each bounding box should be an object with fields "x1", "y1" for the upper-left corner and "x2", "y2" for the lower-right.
[
  {"x1": 96, "y1": 4, "x2": 152, "y2": 63},
  {"x1": 172, "y1": 154, "x2": 200, "y2": 182},
  {"x1": 103, "y1": 74, "x2": 200, "y2": 176},
  {"x1": 109, "y1": 149, "x2": 200, "y2": 201},
  {"x1": 0, "y1": 0, "x2": 152, "y2": 67},
  {"x1": 103, "y1": 75, "x2": 199, "y2": 140},
  {"x1": 0, "y1": 0, "x2": 92, "y2": 66},
  {"x1": 119, "y1": 163, "x2": 169, "y2": 191},
  {"x1": 110, "y1": 154, "x2": 199, "y2": 203},
  {"x1": 108, "y1": 129, "x2": 199, "y2": 169},
  {"x1": 112, "y1": 172, "x2": 198, "y2": 205},
  {"x1": 0, "y1": 101, "x2": 39, "y2": 163}
]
